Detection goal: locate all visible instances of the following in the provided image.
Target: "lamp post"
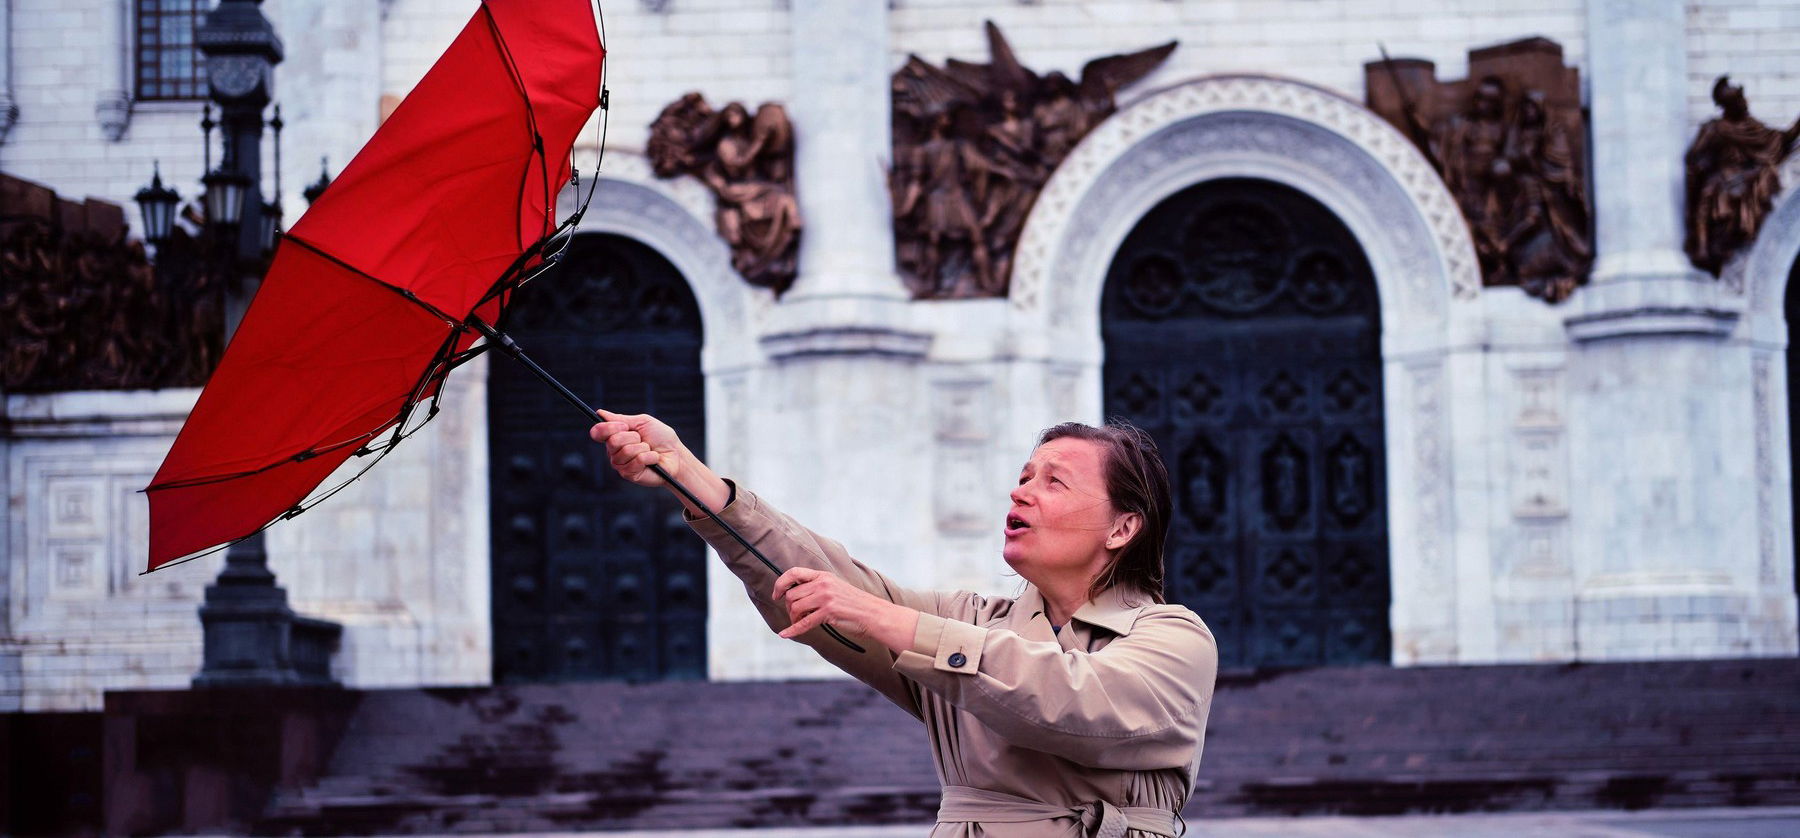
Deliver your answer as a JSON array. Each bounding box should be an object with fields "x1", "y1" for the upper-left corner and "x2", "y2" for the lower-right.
[{"x1": 174, "y1": 0, "x2": 340, "y2": 688}]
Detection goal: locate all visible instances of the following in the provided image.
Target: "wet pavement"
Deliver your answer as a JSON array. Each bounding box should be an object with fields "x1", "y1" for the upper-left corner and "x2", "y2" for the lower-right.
[{"x1": 459, "y1": 805, "x2": 1800, "y2": 837}]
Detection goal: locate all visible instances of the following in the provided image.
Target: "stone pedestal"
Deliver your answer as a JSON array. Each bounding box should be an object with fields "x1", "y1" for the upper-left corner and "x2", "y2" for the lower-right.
[{"x1": 193, "y1": 533, "x2": 340, "y2": 687}]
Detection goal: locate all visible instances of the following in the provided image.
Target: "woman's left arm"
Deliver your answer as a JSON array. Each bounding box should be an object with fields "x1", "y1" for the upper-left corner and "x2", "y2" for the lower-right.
[{"x1": 890, "y1": 607, "x2": 1218, "y2": 770}]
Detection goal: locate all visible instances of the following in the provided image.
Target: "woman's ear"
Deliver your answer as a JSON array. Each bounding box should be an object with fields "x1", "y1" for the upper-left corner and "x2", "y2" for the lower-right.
[{"x1": 1106, "y1": 512, "x2": 1143, "y2": 551}]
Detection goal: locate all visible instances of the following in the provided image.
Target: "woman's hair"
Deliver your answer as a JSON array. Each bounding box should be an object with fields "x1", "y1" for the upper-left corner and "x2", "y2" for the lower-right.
[{"x1": 1037, "y1": 420, "x2": 1173, "y2": 604}]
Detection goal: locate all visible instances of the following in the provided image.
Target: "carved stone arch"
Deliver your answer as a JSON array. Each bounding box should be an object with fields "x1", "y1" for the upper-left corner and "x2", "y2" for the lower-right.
[
  {"x1": 1742, "y1": 154, "x2": 1800, "y2": 323},
  {"x1": 1010, "y1": 74, "x2": 1478, "y2": 361},
  {"x1": 1009, "y1": 75, "x2": 1479, "y2": 665},
  {"x1": 1740, "y1": 154, "x2": 1800, "y2": 618},
  {"x1": 560, "y1": 151, "x2": 766, "y2": 373}
]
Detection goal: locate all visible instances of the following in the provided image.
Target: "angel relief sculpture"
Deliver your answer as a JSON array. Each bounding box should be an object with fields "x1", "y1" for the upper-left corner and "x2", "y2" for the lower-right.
[
  {"x1": 649, "y1": 93, "x2": 801, "y2": 295},
  {"x1": 891, "y1": 22, "x2": 1175, "y2": 299}
]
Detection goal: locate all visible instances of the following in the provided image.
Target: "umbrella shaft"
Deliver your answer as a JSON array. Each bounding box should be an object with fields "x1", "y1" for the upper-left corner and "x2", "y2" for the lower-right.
[{"x1": 471, "y1": 318, "x2": 867, "y2": 655}]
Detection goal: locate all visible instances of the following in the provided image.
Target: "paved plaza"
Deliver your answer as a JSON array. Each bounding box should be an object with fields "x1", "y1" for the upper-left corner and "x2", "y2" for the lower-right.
[{"x1": 461, "y1": 806, "x2": 1800, "y2": 838}]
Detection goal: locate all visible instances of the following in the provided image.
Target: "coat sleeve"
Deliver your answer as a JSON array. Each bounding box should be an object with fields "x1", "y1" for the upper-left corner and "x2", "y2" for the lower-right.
[
  {"x1": 685, "y1": 482, "x2": 991, "y2": 720},
  {"x1": 891, "y1": 606, "x2": 1218, "y2": 770}
]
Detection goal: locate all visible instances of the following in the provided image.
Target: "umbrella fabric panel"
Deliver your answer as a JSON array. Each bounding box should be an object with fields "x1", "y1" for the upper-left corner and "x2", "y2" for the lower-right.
[
  {"x1": 148, "y1": 242, "x2": 453, "y2": 491},
  {"x1": 148, "y1": 434, "x2": 362, "y2": 567},
  {"x1": 289, "y1": 0, "x2": 601, "y2": 318}
]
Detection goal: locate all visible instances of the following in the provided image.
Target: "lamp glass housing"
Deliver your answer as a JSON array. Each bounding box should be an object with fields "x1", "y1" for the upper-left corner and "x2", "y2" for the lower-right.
[
  {"x1": 202, "y1": 168, "x2": 250, "y2": 228},
  {"x1": 134, "y1": 171, "x2": 181, "y2": 245},
  {"x1": 258, "y1": 202, "x2": 282, "y2": 254}
]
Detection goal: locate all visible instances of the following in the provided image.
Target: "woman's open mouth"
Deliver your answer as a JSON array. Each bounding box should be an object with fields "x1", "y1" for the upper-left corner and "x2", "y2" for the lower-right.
[{"x1": 1005, "y1": 514, "x2": 1031, "y2": 536}]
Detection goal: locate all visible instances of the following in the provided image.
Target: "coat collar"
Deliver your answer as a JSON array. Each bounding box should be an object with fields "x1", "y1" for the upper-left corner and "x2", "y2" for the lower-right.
[{"x1": 1019, "y1": 583, "x2": 1148, "y2": 637}]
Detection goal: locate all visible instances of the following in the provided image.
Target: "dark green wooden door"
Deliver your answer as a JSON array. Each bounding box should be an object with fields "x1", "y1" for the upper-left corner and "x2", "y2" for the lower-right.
[
  {"x1": 489, "y1": 233, "x2": 707, "y2": 682},
  {"x1": 1102, "y1": 178, "x2": 1390, "y2": 669}
]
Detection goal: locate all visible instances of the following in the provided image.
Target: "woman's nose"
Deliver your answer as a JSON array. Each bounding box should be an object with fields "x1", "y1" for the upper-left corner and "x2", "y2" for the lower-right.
[{"x1": 1010, "y1": 483, "x2": 1031, "y2": 506}]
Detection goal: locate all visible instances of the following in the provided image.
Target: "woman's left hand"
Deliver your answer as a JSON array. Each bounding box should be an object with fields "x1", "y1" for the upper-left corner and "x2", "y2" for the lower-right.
[{"x1": 774, "y1": 567, "x2": 918, "y2": 651}]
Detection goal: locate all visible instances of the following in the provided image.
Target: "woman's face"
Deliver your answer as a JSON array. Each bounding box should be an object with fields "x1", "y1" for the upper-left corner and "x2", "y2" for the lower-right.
[{"x1": 1003, "y1": 437, "x2": 1122, "y2": 582}]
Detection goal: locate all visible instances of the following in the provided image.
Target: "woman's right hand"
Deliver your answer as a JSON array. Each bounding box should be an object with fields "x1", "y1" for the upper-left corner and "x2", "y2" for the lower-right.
[
  {"x1": 589, "y1": 410, "x2": 734, "y2": 515},
  {"x1": 589, "y1": 409, "x2": 688, "y2": 488}
]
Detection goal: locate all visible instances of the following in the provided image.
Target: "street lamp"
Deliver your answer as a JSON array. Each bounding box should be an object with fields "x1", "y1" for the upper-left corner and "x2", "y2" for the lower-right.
[
  {"x1": 175, "y1": 0, "x2": 341, "y2": 689},
  {"x1": 134, "y1": 162, "x2": 181, "y2": 246}
]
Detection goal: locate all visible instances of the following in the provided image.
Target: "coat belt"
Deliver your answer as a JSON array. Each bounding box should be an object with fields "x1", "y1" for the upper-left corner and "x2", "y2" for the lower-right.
[{"x1": 936, "y1": 785, "x2": 1178, "y2": 838}]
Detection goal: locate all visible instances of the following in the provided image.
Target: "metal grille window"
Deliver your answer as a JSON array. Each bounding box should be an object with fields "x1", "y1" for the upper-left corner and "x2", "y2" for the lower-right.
[{"x1": 135, "y1": 0, "x2": 207, "y2": 101}]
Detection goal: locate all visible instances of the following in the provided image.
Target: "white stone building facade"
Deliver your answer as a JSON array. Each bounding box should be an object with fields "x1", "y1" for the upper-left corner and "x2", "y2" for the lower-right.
[{"x1": 4, "y1": 0, "x2": 1799, "y2": 710}]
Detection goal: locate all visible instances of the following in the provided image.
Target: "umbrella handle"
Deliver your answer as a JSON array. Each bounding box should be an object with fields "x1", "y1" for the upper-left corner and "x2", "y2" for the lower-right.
[{"x1": 471, "y1": 318, "x2": 868, "y2": 655}]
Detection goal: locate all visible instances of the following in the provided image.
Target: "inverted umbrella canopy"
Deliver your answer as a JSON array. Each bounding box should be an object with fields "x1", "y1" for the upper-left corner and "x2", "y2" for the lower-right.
[{"x1": 145, "y1": 0, "x2": 604, "y2": 570}]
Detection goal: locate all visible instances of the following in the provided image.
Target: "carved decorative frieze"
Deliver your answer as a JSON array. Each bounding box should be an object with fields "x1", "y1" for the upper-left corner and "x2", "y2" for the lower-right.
[
  {"x1": 648, "y1": 94, "x2": 801, "y2": 296},
  {"x1": 1684, "y1": 76, "x2": 1800, "y2": 277},
  {"x1": 890, "y1": 21, "x2": 1174, "y2": 299},
  {"x1": 1753, "y1": 352, "x2": 1777, "y2": 586},
  {"x1": 1365, "y1": 38, "x2": 1591, "y2": 303},
  {"x1": 1, "y1": 174, "x2": 223, "y2": 392}
]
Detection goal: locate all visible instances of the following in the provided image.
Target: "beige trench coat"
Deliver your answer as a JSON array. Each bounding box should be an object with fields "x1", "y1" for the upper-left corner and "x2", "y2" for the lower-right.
[{"x1": 689, "y1": 484, "x2": 1219, "y2": 837}]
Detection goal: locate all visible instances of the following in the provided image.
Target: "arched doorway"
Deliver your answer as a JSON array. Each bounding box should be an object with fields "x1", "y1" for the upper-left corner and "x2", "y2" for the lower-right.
[
  {"x1": 1789, "y1": 253, "x2": 1800, "y2": 615},
  {"x1": 1102, "y1": 178, "x2": 1390, "y2": 669},
  {"x1": 488, "y1": 233, "x2": 707, "y2": 683}
]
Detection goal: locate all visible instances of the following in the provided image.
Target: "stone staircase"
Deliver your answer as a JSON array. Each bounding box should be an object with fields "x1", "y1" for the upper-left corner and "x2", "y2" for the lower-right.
[
  {"x1": 255, "y1": 657, "x2": 1800, "y2": 833},
  {"x1": 257, "y1": 681, "x2": 939, "y2": 834}
]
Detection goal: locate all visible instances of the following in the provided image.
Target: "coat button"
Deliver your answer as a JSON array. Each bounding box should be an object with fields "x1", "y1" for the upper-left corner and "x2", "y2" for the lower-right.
[{"x1": 947, "y1": 652, "x2": 967, "y2": 668}]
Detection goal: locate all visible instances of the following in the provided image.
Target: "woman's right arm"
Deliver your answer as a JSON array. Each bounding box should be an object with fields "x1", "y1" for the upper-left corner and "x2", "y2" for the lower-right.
[{"x1": 590, "y1": 411, "x2": 980, "y2": 717}]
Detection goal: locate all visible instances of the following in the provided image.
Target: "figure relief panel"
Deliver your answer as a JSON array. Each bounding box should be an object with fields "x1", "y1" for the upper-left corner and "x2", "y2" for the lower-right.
[
  {"x1": 890, "y1": 21, "x2": 1175, "y2": 299},
  {"x1": 648, "y1": 94, "x2": 801, "y2": 296},
  {"x1": 2, "y1": 174, "x2": 224, "y2": 392},
  {"x1": 1365, "y1": 38, "x2": 1591, "y2": 303}
]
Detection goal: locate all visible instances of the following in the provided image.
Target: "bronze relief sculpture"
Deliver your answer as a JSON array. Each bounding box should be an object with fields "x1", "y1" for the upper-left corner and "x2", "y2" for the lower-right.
[
  {"x1": 1684, "y1": 75, "x2": 1800, "y2": 276},
  {"x1": 1366, "y1": 38, "x2": 1592, "y2": 303},
  {"x1": 2, "y1": 174, "x2": 224, "y2": 391},
  {"x1": 648, "y1": 93, "x2": 801, "y2": 296},
  {"x1": 891, "y1": 22, "x2": 1175, "y2": 299}
]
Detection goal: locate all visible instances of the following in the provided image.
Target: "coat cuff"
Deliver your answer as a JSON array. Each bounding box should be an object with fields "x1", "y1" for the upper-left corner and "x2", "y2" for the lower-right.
[
  {"x1": 680, "y1": 477, "x2": 739, "y2": 523},
  {"x1": 902, "y1": 612, "x2": 987, "y2": 675}
]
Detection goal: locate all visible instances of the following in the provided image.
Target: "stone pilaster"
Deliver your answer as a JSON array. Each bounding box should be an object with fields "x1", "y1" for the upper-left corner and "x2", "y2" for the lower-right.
[
  {"x1": 723, "y1": 1, "x2": 932, "y2": 680},
  {"x1": 1563, "y1": 0, "x2": 1778, "y2": 660}
]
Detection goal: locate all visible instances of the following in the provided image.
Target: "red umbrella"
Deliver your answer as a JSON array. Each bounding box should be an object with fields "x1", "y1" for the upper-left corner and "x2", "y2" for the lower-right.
[
  {"x1": 146, "y1": 0, "x2": 865, "y2": 654},
  {"x1": 144, "y1": 0, "x2": 603, "y2": 570}
]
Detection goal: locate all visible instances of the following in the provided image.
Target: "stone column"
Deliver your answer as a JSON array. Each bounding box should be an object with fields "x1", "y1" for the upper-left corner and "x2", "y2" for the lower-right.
[
  {"x1": 96, "y1": 0, "x2": 131, "y2": 141},
  {"x1": 717, "y1": 0, "x2": 933, "y2": 680},
  {"x1": 781, "y1": 0, "x2": 910, "y2": 311},
  {"x1": 0, "y1": 0, "x2": 18, "y2": 146},
  {"x1": 1585, "y1": 0, "x2": 1689, "y2": 287},
  {"x1": 1562, "y1": 0, "x2": 1781, "y2": 660}
]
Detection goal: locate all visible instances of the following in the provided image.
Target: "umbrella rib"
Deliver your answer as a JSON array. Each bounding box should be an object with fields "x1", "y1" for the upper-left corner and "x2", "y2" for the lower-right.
[
  {"x1": 480, "y1": 1, "x2": 546, "y2": 251},
  {"x1": 282, "y1": 234, "x2": 466, "y2": 326}
]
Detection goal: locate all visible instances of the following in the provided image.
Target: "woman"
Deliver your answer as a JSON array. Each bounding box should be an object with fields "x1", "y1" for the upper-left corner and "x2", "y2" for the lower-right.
[{"x1": 591, "y1": 410, "x2": 1218, "y2": 837}]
